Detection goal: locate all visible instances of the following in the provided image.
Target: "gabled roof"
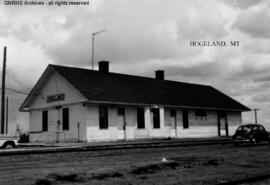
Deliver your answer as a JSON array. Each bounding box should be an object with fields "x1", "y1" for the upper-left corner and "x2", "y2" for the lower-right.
[
  {"x1": 22, "y1": 64, "x2": 249, "y2": 112},
  {"x1": 20, "y1": 64, "x2": 250, "y2": 111}
]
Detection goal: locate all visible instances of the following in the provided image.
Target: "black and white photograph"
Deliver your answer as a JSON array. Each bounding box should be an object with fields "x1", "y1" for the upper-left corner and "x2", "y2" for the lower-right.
[{"x1": 0, "y1": 0, "x2": 270, "y2": 184}]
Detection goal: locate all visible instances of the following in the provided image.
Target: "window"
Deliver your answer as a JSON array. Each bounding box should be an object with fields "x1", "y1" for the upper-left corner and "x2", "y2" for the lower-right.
[
  {"x1": 259, "y1": 126, "x2": 265, "y2": 132},
  {"x1": 63, "y1": 108, "x2": 69, "y2": 130},
  {"x1": 137, "y1": 108, "x2": 145, "y2": 129},
  {"x1": 237, "y1": 125, "x2": 251, "y2": 132},
  {"x1": 42, "y1": 110, "x2": 48, "y2": 131},
  {"x1": 253, "y1": 126, "x2": 258, "y2": 131},
  {"x1": 183, "y1": 110, "x2": 189, "y2": 129},
  {"x1": 170, "y1": 110, "x2": 176, "y2": 117},
  {"x1": 151, "y1": 108, "x2": 160, "y2": 129},
  {"x1": 195, "y1": 110, "x2": 207, "y2": 121},
  {"x1": 99, "y1": 106, "x2": 108, "y2": 129},
  {"x1": 195, "y1": 110, "x2": 207, "y2": 117},
  {"x1": 117, "y1": 107, "x2": 125, "y2": 115}
]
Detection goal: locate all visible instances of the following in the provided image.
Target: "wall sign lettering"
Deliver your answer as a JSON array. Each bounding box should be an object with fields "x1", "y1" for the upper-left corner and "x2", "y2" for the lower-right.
[{"x1": 46, "y1": 93, "x2": 65, "y2": 103}]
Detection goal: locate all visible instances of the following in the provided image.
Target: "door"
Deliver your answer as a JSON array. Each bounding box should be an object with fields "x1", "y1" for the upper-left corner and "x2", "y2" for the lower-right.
[
  {"x1": 218, "y1": 113, "x2": 228, "y2": 137},
  {"x1": 46, "y1": 108, "x2": 62, "y2": 143},
  {"x1": 219, "y1": 118, "x2": 226, "y2": 136},
  {"x1": 170, "y1": 110, "x2": 177, "y2": 137},
  {"x1": 117, "y1": 108, "x2": 126, "y2": 140}
]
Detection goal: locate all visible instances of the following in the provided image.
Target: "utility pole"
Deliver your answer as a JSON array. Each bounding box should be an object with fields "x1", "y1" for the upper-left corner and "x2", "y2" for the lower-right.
[
  {"x1": 92, "y1": 34, "x2": 94, "y2": 70},
  {"x1": 252, "y1": 108, "x2": 260, "y2": 124},
  {"x1": 1, "y1": 47, "x2": 6, "y2": 134},
  {"x1": 91, "y1": 29, "x2": 107, "y2": 70},
  {"x1": 5, "y1": 96, "x2": 8, "y2": 134}
]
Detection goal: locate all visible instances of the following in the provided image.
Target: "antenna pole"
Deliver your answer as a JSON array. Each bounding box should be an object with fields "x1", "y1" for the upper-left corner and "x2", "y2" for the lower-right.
[
  {"x1": 1, "y1": 47, "x2": 6, "y2": 134},
  {"x1": 91, "y1": 30, "x2": 107, "y2": 70},
  {"x1": 92, "y1": 33, "x2": 94, "y2": 70}
]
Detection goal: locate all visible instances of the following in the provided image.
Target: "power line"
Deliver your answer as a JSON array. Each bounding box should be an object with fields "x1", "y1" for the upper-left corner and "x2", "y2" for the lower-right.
[
  {"x1": 1, "y1": 87, "x2": 47, "y2": 103},
  {"x1": 4, "y1": 71, "x2": 47, "y2": 101},
  {"x1": 4, "y1": 87, "x2": 28, "y2": 96},
  {"x1": 6, "y1": 71, "x2": 32, "y2": 92}
]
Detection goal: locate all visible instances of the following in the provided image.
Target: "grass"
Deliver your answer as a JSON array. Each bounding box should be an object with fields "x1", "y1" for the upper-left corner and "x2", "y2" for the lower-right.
[
  {"x1": 35, "y1": 171, "x2": 123, "y2": 184},
  {"x1": 203, "y1": 158, "x2": 224, "y2": 166},
  {"x1": 34, "y1": 161, "x2": 179, "y2": 184},
  {"x1": 91, "y1": 172, "x2": 123, "y2": 180},
  {"x1": 34, "y1": 179, "x2": 52, "y2": 185},
  {"x1": 168, "y1": 156, "x2": 225, "y2": 168},
  {"x1": 34, "y1": 172, "x2": 86, "y2": 184},
  {"x1": 131, "y1": 161, "x2": 179, "y2": 175},
  {"x1": 2, "y1": 144, "x2": 270, "y2": 185},
  {"x1": 47, "y1": 173, "x2": 85, "y2": 182}
]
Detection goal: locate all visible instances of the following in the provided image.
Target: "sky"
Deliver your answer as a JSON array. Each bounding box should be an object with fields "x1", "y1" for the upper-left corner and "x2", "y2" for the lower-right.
[{"x1": 0, "y1": 0, "x2": 270, "y2": 133}]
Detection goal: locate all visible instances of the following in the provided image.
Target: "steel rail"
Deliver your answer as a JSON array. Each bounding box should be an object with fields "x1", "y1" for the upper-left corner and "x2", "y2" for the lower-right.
[{"x1": 0, "y1": 138, "x2": 231, "y2": 156}]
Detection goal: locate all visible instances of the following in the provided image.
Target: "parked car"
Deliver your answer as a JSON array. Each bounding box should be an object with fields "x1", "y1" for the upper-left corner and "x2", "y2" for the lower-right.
[
  {"x1": 0, "y1": 135, "x2": 18, "y2": 149},
  {"x1": 232, "y1": 124, "x2": 270, "y2": 146}
]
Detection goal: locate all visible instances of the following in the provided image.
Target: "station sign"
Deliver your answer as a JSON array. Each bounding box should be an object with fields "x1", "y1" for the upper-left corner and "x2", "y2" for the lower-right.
[{"x1": 46, "y1": 93, "x2": 65, "y2": 103}]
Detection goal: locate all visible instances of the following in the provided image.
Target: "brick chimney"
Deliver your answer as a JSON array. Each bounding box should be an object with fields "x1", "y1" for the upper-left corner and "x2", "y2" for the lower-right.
[
  {"x1": 98, "y1": 61, "x2": 109, "y2": 73},
  {"x1": 155, "y1": 70, "x2": 164, "y2": 80}
]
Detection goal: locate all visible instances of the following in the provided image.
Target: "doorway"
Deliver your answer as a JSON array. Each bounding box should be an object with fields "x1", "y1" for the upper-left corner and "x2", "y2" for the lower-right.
[
  {"x1": 218, "y1": 112, "x2": 228, "y2": 137},
  {"x1": 117, "y1": 108, "x2": 126, "y2": 140},
  {"x1": 170, "y1": 110, "x2": 177, "y2": 137}
]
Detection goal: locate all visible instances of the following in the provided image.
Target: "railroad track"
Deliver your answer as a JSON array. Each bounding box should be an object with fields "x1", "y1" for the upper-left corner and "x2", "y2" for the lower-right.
[{"x1": 0, "y1": 138, "x2": 231, "y2": 156}]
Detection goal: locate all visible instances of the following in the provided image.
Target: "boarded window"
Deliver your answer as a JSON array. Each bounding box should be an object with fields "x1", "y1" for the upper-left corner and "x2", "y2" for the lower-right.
[
  {"x1": 137, "y1": 108, "x2": 145, "y2": 129},
  {"x1": 42, "y1": 110, "x2": 48, "y2": 132},
  {"x1": 151, "y1": 108, "x2": 160, "y2": 129},
  {"x1": 99, "y1": 106, "x2": 108, "y2": 129},
  {"x1": 183, "y1": 110, "x2": 189, "y2": 129},
  {"x1": 63, "y1": 108, "x2": 69, "y2": 130}
]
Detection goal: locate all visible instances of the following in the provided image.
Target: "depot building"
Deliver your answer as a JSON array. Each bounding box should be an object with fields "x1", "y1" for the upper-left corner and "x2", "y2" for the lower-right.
[{"x1": 19, "y1": 61, "x2": 250, "y2": 143}]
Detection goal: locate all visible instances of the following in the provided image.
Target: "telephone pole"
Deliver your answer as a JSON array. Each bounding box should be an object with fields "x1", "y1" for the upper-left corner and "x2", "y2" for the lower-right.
[
  {"x1": 1, "y1": 47, "x2": 6, "y2": 134},
  {"x1": 5, "y1": 96, "x2": 8, "y2": 134}
]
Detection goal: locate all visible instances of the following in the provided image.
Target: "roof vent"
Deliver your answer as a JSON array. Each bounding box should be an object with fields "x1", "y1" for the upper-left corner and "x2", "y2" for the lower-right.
[
  {"x1": 98, "y1": 61, "x2": 109, "y2": 73},
  {"x1": 155, "y1": 70, "x2": 164, "y2": 80}
]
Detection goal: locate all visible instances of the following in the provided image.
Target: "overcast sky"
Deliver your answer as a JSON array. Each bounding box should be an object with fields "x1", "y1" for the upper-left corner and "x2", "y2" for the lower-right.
[{"x1": 0, "y1": 0, "x2": 270, "y2": 133}]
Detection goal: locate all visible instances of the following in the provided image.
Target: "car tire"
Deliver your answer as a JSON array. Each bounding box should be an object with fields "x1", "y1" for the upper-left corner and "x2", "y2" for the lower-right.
[{"x1": 3, "y1": 142, "x2": 15, "y2": 149}]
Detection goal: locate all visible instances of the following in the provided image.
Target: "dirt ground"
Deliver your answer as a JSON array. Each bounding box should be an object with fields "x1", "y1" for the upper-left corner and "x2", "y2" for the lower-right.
[{"x1": 0, "y1": 143, "x2": 270, "y2": 185}]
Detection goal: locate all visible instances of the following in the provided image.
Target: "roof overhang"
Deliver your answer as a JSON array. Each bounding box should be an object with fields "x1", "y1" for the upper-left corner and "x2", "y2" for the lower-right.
[{"x1": 84, "y1": 100, "x2": 250, "y2": 112}]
